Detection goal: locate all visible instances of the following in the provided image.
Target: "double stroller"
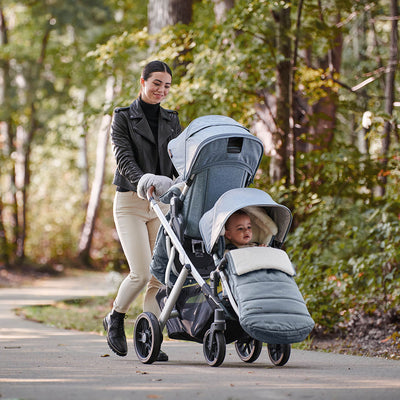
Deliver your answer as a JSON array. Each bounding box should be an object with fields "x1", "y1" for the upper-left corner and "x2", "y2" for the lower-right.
[{"x1": 133, "y1": 115, "x2": 314, "y2": 367}]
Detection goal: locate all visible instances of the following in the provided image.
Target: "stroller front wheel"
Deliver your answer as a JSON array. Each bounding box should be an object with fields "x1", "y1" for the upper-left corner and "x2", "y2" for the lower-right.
[
  {"x1": 235, "y1": 337, "x2": 263, "y2": 363},
  {"x1": 133, "y1": 312, "x2": 162, "y2": 364},
  {"x1": 203, "y1": 329, "x2": 226, "y2": 367},
  {"x1": 267, "y1": 343, "x2": 291, "y2": 366}
]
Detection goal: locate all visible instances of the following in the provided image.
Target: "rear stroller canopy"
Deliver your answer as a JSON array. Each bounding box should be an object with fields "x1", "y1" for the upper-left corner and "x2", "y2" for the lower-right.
[{"x1": 168, "y1": 115, "x2": 264, "y2": 182}]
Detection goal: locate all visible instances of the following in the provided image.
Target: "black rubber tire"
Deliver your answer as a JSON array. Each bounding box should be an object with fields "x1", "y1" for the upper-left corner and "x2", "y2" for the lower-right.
[
  {"x1": 235, "y1": 337, "x2": 263, "y2": 363},
  {"x1": 267, "y1": 343, "x2": 291, "y2": 366},
  {"x1": 203, "y1": 329, "x2": 226, "y2": 367},
  {"x1": 133, "y1": 312, "x2": 162, "y2": 364}
]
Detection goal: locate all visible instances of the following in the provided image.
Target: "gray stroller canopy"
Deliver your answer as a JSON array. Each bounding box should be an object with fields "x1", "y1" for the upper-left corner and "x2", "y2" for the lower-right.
[
  {"x1": 168, "y1": 115, "x2": 263, "y2": 182},
  {"x1": 199, "y1": 188, "x2": 292, "y2": 253}
]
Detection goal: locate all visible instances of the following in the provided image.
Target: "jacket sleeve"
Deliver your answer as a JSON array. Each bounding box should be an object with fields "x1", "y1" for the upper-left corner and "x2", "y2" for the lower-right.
[{"x1": 110, "y1": 110, "x2": 143, "y2": 185}]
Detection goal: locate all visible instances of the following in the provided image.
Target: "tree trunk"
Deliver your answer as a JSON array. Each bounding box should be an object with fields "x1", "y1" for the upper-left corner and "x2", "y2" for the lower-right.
[
  {"x1": 0, "y1": 198, "x2": 10, "y2": 267},
  {"x1": 78, "y1": 76, "x2": 115, "y2": 265},
  {"x1": 148, "y1": 0, "x2": 193, "y2": 34},
  {"x1": 271, "y1": 5, "x2": 291, "y2": 182},
  {"x1": 212, "y1": 0, "x2": 235, "y2": 23},
  {"x1": 377, "y1": 0, "x2": 398, "y2": 196},
  {"x1": 0, "y1": 7, "x2": 19, "y2": 264},
  {"x1": 289, "y1": 0, "x2": 304, "y2": 186},
  {"x1": 14, "y1": 27, "x2": 51, "y2": 263},
  {"x1": 253, "y1": 3, "x2": 292, "y2": 184},
  {"x1": 77, "y1": 89, "x2": 89, "y2": 196},
  {"x1": 18, "y1": 105, "x2": 37, "y2": 261},
  {"x1": 306, "y1": 7, "x2": 343, "y2": 152}
]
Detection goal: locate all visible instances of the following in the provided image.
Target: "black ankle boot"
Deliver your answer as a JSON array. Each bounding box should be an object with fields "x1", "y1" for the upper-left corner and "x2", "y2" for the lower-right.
[
  {"x1": 156, "y1": 349, "x2": 169, "y2": 362},
  {"x1": 103, "y1": 310, "x2": 127, "y2": 356}
]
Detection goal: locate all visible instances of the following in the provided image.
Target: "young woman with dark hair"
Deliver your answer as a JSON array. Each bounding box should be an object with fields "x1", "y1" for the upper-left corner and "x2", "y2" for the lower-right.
[{"x1": 103, "y1": 61, "x2": 181, "y2": 361}]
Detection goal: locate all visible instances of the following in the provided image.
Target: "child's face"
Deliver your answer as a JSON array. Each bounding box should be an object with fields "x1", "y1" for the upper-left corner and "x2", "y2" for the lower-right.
[{"x1": 225, "y1": 214, "x2": 252, "y2": 247}]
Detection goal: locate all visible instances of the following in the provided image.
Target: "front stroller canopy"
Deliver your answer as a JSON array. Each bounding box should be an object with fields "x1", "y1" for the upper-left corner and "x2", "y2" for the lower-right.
[
  {"x1": 168, "y1": 115, "x2": 264, "y2": 182},
  {"x1": 199, "y1": 188, "x2": 293, "y2": 253}
]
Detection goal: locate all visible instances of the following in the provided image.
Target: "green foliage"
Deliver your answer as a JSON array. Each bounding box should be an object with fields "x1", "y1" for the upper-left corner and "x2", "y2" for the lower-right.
[
  {"x1": 272, "y1": 145, "x2": 400, "y2": 332},
  {"x1": 1, "y1": 0, "x2": 141, "y2": 266},
  {"x1": 16, "y1": 292, "x2": 144, "y2": 336}
]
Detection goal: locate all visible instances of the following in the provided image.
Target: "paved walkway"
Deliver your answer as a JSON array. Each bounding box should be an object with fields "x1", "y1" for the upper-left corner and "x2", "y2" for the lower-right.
[{"x1": 1, "y1": 272, "x2": 399, "y2": 400}]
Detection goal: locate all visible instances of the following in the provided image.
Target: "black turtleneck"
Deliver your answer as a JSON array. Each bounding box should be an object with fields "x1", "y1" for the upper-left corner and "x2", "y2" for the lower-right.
[
  {"x1": 139, "y1": 96, "x2": 160, "y2": 144},
  {"x1": 139, "y1": 96, "x2": 161, "y2": 174}
]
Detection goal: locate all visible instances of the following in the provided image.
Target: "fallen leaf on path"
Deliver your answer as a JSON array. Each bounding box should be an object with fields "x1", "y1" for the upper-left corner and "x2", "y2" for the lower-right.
[{"x1": 136, "y1": 370, "x2": 149, "y2": 375}]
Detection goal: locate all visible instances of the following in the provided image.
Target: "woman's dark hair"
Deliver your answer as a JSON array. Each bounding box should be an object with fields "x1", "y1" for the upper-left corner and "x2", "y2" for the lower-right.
[{"x1": 141, "y1": 60, "x2": 172, "y2": 80}]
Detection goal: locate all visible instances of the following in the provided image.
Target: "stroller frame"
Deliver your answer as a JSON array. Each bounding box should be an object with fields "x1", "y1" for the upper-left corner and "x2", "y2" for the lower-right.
[{"x1": 134, "y1": 185, "x2": 228, "y2": 366}]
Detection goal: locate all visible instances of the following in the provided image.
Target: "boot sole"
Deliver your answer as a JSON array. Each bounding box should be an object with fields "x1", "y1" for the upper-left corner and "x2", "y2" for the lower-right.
[{"x1": 103, "y1": 317, "x2": 128, "y2": 357}]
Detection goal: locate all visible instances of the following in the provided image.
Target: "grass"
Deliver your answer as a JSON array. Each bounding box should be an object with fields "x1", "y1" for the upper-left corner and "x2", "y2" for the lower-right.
[{"x1": 15, "y1": 293, "x2": 144, "y2": 338}]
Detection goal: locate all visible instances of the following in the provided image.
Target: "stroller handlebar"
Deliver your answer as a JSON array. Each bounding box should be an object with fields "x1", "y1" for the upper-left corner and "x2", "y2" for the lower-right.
[{"x1": 147, "y1": 186, "x2": 155, "y2": 201}]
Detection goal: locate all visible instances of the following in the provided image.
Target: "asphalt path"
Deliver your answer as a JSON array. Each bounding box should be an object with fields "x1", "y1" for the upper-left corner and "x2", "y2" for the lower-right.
[{"x1": 1, "y1": 272, "x2": 399, "y2": 400}]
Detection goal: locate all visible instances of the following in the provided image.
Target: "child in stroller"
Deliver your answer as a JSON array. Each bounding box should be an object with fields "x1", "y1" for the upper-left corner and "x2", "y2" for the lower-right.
[
  {"x1": 133, "y1": 115, "x2": 314, "y2": 367},
  {"x1": 224, "y1": 209, "x2": 268, "y2": 249}
]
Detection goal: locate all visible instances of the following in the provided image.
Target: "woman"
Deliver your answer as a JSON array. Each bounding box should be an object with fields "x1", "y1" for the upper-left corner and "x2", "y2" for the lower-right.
[{"x1": 103, "y1": 61, "x2": 181, "y2": 361}]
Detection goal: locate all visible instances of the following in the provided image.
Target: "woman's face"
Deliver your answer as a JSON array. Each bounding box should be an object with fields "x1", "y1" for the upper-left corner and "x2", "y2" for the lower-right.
[{"x1": 140, "y1": 71, "x2": 171, "y2": 104}]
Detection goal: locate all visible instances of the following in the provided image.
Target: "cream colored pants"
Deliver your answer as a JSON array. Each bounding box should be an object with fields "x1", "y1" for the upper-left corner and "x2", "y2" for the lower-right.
[{"x1": 112, "y1": 191, "x2": 168, "y2": 316}]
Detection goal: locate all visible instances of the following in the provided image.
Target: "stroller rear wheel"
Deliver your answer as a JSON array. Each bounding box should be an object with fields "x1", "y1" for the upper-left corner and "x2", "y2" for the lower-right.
[
  {"x1": 133, "y1": 312, "x2": 162, "y2": 364},
  {"x1": 267, "y1": 343, "x2": 291, "y2": 366},
  {"x1": 203, "y1": 329, "x2": 226, "y2": 367},
  {"x1": 235, "y1": 337, "x2": 263, "y2": 363}
]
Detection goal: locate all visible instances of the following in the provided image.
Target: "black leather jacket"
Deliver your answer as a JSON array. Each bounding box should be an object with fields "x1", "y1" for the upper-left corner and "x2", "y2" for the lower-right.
[{"x1": 111, "y1": 98, "x2": 181, "y2": 191}]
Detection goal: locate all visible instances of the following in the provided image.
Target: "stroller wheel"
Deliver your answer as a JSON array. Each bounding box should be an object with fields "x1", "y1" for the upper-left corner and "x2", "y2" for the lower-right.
[
  {"x1": 133, "y1": 312, "x2": 162, "y2": 364},
  {"x1": 267, "y1": 343, "x2": 291, "y2": 366},
  {"x1": 235, "y1": 337, "x2": 263, "y2": 363},
  {"x1": 203, "y1": 329, "x2": 226, "y2": 367}
]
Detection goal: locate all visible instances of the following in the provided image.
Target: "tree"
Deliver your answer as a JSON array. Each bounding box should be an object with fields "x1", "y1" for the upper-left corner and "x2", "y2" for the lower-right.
[
  {"x1": 78, "y1": 77, "x2": 115, "y2": 264},
  {"x1": 148, "y1": 0, "x2": 193, "y2": 34},
  {"x1": 271, "y1": 3, "x2": 292, "y2": 182},
  {"x1": 377, "y1": 0, "x2": 398, "y2": 196},
  {"x1": 0, "y1": 6, "x2": 13, "y2": 265},
  {"x1": 212, "y1": 0, "x2": 235, "y2": 23},
  {"x1": 0, "y1": 1, "x2": 110, "y2": 265}
]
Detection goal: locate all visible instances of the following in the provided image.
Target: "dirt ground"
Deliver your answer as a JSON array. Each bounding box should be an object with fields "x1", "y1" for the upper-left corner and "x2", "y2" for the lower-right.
[
  {"x1": 1, "y1": 266, "x2": 399, "y2": 360},
  {"x1": 311, "y1": 307, "x2": 400, "y2": 360}
]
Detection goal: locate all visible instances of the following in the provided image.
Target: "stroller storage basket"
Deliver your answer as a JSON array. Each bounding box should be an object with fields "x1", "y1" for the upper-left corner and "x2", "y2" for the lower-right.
[
  {"x1": 156, "y1": 282, "x2": 247, "y2": 344},
  {"x1": 156, "y1": 284, "x2": 215, "y2": 343}
]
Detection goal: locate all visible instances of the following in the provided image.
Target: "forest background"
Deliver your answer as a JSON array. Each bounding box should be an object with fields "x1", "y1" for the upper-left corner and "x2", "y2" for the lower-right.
[{"x1": 0, "y1": 0, "x2": 399, "y2": 350}]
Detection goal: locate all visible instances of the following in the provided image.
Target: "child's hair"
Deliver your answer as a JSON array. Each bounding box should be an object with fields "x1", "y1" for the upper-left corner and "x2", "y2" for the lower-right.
[{"x1": 225, "y1": 209, "x2": 250, "y2": 230}]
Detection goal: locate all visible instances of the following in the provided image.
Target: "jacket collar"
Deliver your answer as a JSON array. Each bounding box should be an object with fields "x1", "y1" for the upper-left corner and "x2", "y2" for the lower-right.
[
  {"x1": 128, "y1": 98, "x2": 174, "y2": 145},
  {"x1": 129, "y1": 98, "x2": 173, "y2": 122}
]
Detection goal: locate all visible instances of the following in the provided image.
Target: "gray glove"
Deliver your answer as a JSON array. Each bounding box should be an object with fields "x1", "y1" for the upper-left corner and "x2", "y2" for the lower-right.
[{"x1": 137, "y1": 173, "x2": 173, "y2": 201}]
